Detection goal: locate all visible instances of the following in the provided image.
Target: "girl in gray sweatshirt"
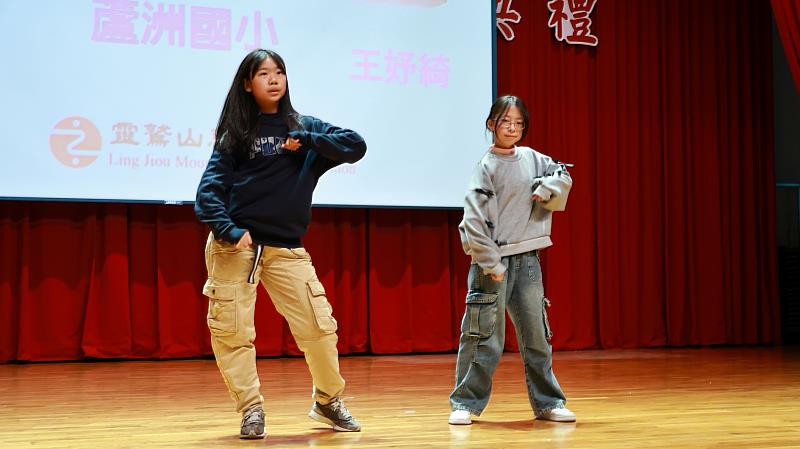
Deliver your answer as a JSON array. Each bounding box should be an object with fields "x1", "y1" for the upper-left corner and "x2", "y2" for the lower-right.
[{"x1": 448, "y1": 95, "x2": 576, "y2": 425}]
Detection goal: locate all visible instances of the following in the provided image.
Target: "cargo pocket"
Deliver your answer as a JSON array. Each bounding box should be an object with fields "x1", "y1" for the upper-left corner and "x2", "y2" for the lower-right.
[
  {"x1": 542, "y1": 297, "x2": 553, "y2": 341},
  {"x1": 203, "y1": 279, "x2": 238, "y2": 336},
  {"x1": 289, "y1": 247, "x2": 311, "y2": 260},
  {"x1": 463, "y1": 292, "x2": 499, "y2": 338},
  {"x1": 307, "y1": 279, "x2": 338, "y2": 334}
]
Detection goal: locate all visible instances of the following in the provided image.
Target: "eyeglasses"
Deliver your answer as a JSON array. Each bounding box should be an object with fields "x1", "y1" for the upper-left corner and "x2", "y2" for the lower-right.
[{"x1": 498, "y1": 119, "x2": 525, "y2": 130}]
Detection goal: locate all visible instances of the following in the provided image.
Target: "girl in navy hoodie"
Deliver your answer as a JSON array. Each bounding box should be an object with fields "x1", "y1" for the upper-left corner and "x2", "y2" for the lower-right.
[{"x1": 195, "y1": 48, "x2": 365, "y2": 439}]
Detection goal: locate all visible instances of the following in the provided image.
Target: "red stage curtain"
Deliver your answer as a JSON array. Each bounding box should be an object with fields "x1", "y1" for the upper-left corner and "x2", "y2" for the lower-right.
[
  {"x1": 493, "y1": 0, "x2": 779, "y2": 349},
  {"x1": 772, "y1": 0, "x2": 800, "y2": 92},
  {"x1": 0, "y1": 0, "x2": 779, "y2": 362}
]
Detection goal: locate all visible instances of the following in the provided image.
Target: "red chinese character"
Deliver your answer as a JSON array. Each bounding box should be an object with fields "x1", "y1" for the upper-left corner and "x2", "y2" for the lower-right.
[
  {"x1": 548, "y1": 0, "x2": 598, "y2": 46},
  {"x1": 496, "y1": 0, "x2": 521, "y2": 42}
]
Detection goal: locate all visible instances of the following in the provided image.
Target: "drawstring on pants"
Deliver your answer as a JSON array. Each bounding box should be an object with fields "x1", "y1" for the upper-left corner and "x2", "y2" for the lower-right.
[{"x1": 248, "y1": 245, "x2": 263, "y2": 284}]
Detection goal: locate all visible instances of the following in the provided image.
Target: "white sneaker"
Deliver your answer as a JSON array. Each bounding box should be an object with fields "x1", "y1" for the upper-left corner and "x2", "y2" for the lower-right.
[
  {"x1": 537, "y1": 407, "x2": 576, "y2": 422},
  {"x1": 448, "y1": 409, "x2": 472, "y2": 425}
]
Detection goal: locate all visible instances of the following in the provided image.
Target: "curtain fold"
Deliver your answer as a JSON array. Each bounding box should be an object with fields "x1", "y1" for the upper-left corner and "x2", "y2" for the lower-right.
[
  {"x1": 0, "y1": 0, "x2": 780, "y2": 362},
  {"x1": 772, "y1": 0, "x2": 800, "y2": 92}
]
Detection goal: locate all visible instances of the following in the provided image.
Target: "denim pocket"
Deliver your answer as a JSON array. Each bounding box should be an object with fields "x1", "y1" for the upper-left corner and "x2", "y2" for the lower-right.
[
  {"x1": 528, "y1": 254, "x2": 543, "y2": 282},
  {"x1": 468, "y1": 264, "x2": 502, "y2": 292},
  {"x1": 203, "y1": 279, "x2": 238, "y2": 336},
  {"x1": 463, "y1": 292, "x2": 499, "y2": 338},
  {"x1": 307, "y1": 279, "x2": 338, "y2": 334}
]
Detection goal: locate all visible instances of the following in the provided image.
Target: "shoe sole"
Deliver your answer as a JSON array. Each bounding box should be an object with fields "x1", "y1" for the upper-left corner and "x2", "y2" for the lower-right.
[
  {"x1": 448, "y1": 419, "x2": 472, "y2": 425},
  {"x1": 536, "y1": 416, "x2": 576, "y2": 423},
  {"x1": 239, "y1": 430, "x2": 266, "y2": 439},
  {"x1": 308, "y1": 410, "x2": 361, "y2": 432}
]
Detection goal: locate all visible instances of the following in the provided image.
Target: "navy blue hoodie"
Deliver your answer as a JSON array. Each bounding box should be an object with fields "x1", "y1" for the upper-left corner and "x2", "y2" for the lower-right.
[{"x1": 195, "y1": 114, "x2": 366, "y2": 247}]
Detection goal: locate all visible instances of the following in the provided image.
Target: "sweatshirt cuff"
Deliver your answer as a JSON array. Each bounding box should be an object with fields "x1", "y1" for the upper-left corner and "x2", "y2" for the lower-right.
[
  {"x1": 484, "y1": 263, "x2": 507, "y2": 277},
  {"x1": 223, "y1": 227, "x2": 247, "y2": 244},
  {"x1": 288, "y1": 130, "x2": 310, "y2": 146},
  {"x1": 532, "y1": 184, "x2": 553, "y2": 201}
]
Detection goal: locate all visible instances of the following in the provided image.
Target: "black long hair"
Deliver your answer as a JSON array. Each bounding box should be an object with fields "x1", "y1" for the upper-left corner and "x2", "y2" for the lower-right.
[
  {"x1": 486, "y1": 95, "x2": 530, "y2": 142},
  {"x1": 214, "y1": 49, "x2": 302, "y2": 155}
]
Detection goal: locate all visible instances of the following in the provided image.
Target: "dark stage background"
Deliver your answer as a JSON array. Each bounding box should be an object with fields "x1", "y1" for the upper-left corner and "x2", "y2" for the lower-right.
[{"x1": 0, "y1": 0, "x2": 783, "y2": 362}]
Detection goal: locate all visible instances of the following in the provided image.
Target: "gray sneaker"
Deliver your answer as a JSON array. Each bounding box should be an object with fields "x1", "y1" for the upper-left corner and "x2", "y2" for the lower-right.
[
  {"x1": 240, "y1": 405, "x2": 266, "y2": 439},
  {"x1": 308, "y1": 398, "x2": 361, "y2": 432}
]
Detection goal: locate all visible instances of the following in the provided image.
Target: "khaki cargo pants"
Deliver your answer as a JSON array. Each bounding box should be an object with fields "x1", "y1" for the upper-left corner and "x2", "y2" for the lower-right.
[{"x1": 203, "y1": 233, "x2": 345, "y2": 413}]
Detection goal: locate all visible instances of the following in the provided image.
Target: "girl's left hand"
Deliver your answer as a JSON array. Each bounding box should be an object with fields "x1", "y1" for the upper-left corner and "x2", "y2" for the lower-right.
[
  {"x1": 283, "y1": 137, "x2": 302, "y2": 151},
  {"x1": 235, "y1": 231, "x2": 253, "y2": 249},
  {"x1": 532, "y1": 194, "x2": 544, "y2": 202},
  {"x1": 490, "y1": 272, "x2": 505, "y2": 281}
]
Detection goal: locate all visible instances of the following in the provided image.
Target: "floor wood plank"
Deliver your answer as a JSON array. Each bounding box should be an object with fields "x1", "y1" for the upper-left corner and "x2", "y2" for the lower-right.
[{"x1": 1, "y1": 347, "x2": 798, "y2": 448}]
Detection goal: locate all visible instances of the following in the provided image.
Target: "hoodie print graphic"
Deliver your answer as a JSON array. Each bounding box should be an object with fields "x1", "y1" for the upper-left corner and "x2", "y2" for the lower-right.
[{"x1": 249, "y1": 136, "x2": 287, "y2": 159}]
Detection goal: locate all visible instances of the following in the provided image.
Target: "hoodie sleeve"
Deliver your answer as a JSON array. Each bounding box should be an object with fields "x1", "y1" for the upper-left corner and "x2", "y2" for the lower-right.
[
  {"x1": 194, "y1": 147, "x2": 247, "y2": 244},
  {"x1": 460, "y1": 162, "x2": 505, "y2": 277},
  {"x1": 531, "y1": 156, "x2": 573, "y2": 212},
  {"x1": 289, "y1": 116, "x2": 367, "y2": 166}
]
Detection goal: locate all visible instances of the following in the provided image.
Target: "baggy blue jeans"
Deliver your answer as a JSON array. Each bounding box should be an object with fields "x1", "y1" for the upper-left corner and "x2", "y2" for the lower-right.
[{"x1": 450, "y1": 250, "x2": 567, "y2": 416}]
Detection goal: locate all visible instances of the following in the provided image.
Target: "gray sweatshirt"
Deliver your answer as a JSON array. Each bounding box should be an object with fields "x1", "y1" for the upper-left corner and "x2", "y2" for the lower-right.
[{"x1": 458, "y1": 146, "x2": 572, "y2": 276}]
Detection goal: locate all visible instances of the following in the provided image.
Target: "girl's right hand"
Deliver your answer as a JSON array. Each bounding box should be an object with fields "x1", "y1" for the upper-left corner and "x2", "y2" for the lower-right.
[
  {"x1": 236, "y1": 231, "x2": 253, "y2": 249},
  {"x1": 283, "y1": 137, "x2": 302, "y2": 151}
]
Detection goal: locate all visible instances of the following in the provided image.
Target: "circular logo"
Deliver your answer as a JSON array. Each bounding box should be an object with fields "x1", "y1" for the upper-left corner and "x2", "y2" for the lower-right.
[{"x1": 50, "y1": 116, "x2": 102, "y2": 168}]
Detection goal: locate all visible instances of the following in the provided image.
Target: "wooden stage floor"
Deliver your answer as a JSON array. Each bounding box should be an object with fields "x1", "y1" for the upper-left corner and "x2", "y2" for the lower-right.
[{"x1": 1, "y1": 347, "x2": 798, "y2": 448}]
